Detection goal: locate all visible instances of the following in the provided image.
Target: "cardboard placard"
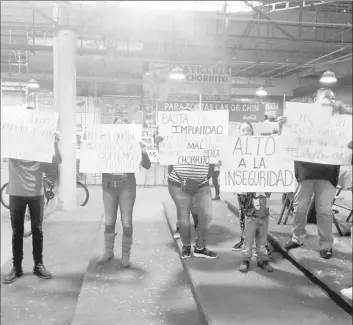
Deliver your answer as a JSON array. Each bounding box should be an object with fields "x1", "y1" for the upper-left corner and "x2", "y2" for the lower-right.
[
  {"x1": 1, "y1": 107, "x2": 58, "y2": 163},
  {"x1": 220, "y1": 136, "x2": 295, "y2": 193},
  {"x1": 79, "y1": 124, "x2": 142, "y2": 173}
]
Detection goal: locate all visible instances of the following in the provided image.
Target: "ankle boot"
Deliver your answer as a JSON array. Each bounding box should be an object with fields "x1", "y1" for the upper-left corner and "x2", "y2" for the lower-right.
[
  {"x1": 3, "y1": 265, "x2": 23, "y2": 284},
  {"x1": 121, "y1": 235, "x2": 133, "y2": 268},
  {"x1": 98, "y1": 233, "x2": 117, "y2": 264}
]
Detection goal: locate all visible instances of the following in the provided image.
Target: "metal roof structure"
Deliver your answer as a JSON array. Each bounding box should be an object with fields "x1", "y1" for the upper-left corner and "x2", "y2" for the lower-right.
[{"x1": 1, "y1": 0, "x2": 352, "y2": 97}]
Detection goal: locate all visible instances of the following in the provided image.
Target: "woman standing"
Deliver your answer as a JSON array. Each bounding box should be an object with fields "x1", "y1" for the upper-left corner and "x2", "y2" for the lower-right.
[
  {"x1": 98, "y1": 117, "x2": 160, "y2": 267},
  {"x1": 168, "y1": 164, "x2": 217, "y2": 259}
]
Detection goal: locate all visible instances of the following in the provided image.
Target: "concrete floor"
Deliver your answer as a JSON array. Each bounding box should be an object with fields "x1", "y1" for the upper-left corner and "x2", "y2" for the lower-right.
[{"x1": 1, "y1": 186, "x2": 351, "y2": 325}]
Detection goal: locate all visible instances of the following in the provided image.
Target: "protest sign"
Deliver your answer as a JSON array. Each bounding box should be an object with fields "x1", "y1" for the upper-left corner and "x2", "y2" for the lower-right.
[
  {"x1": 158, "y1": 110, "x2": 228, "y2": 165},
  {"x1": 1, "y1": 107, "x2": 58, "y2": 162},
  {"x1": 281, "y1": 102, "x2": 352, "y2": 165},
  {"x1": 220, "y1": 136, "x2": 295, "y2": 192},
  {"x1": 79, "y1": 124, "x2": 142, "y2": 173}
]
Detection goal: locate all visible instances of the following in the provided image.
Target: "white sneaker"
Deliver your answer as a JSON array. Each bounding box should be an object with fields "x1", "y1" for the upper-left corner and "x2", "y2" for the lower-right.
[{"x1": 341, "y1": 287, "x2": 352, "y2": 300}]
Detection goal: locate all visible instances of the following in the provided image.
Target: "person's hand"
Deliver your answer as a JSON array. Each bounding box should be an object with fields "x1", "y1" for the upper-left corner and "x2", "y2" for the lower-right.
[
  {"x1": 155, "y1": 135, "x2": 164, "y2": 144},
  {"x1": 54, "y1": 132, "x2": 60, "y2": 144},
  {"x1": 140, "y1": 142, "x2": 147, "y2": 152},
  {"x1": 276, "y1": 116, "x2": 287, "y2": 126}
]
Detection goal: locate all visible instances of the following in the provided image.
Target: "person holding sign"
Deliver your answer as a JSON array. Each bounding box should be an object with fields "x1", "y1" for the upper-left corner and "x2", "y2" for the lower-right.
[
  {"x1": 231, "y1": 123, "x2": 271, "y2": 258},
  {"x1": 3, "y1": 113, "x2": 62, "y2": 284},
  {"x1": 168, "y1": 164, "x2": 218, "y2": 260},
  {"x1": 284, "y1": 88, "x2": 352, "y2": 259},
  {"x1": 98, "y1": 116, "x2": 163, "y2": 268}
]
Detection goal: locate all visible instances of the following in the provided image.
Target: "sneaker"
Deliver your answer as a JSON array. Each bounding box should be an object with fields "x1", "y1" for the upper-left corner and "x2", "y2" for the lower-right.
[
  {"x1": 173, "y1": 227, "x2": 181, "y2": 239},
  {"x1": 239, "y1": 260, "x2": 250, "y2": 273},
  {"x1": 232, "y1": 239, "x2": 244, "y2": 251},
  {"x1": 3, "y1": 266, "x2": 23, "y2": 284},
  {"x1": 284, "y1": 240, "x2": 302, "y2": 250},
  {"x1": 33, "y1": 264, "x2": 52, "y2": 279},
  {"x1": 212, "y1": 196, "x2": 220, "y2": 201},
  {"x1": 341, "y1": 287, "x2": 352, "y2": 300},
  {"x1": 320, "y1": 248, "x2": 333, "y2": 259},
  {"x1": 181, "y1": 246, "x2": 192, "y2": 259},
  {"x1": 193, "y1": 247, "x2": 218, "y2": 259},
  {"x1": 257, "y1": 261, "x2": 274, "y2": 272}
]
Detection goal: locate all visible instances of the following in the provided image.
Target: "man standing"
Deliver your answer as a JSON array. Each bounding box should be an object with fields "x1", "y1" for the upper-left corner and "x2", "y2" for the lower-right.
[
  {"x1": 3, "y1": 108, "x2": 62, "y2": 284},
  {"x1": 284, "y1": 88, "x2": 352, "y2": 259}
]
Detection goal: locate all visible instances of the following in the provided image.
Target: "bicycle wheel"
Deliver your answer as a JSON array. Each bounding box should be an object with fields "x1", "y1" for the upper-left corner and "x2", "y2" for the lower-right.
[
  {"x1": 1, "y1": 183, "x2": 10, "y2": 209},
  {"x1": 77, "y1": 181, "x2": 89, "y2": 206}
]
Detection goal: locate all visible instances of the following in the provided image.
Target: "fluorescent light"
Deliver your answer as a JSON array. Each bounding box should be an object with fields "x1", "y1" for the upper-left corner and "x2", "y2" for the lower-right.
[
  {"x1": 27, "y1": 79, "x2": 40, "y2": 90},
  {"x1": 169, "y1": 67, "x2": 185, "y2": 80},
  {"x1": 320, "y1": 70, "x2": 337, "y2": 84},
  {"x1": 255, "y1": 87, "x2": 267, "y2": 97}
]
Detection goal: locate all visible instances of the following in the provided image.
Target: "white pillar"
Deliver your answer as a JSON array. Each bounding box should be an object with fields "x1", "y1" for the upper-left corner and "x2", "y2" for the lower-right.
[{"x1": 54, "y1": 30, "x2": 77, "y2": 210}]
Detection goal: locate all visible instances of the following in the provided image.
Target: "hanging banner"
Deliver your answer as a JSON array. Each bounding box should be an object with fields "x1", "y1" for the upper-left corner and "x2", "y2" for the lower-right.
[
  {"x1": 1, "y1": 107, "x2": 58, "y2": 162},
  {"x1": 79, "y1": 124, "x2": 142, "y2": 173},
  {"x1": 158, "y1": 110, "x2": 228, "y2": 165},
  {"x1": 156, "y1": 100, "x2": 265, "y2": 122},
  {"x1": 151, "y1": 63, "x2": 232, "y2": 98},
  {"x1": 220, "y1": 135, "x2": 295, "y2": 193},
  {"x1": 281, "y1": 102, "x2": 352, "y2": 165}
]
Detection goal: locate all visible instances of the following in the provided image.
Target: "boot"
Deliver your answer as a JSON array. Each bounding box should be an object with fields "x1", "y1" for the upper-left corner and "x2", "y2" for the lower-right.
[
  {"x1": 98, "y1": 233, "x2": 117, "y2": 264},
  {"x1": 32, "y1": 228, "x2": 52, "y2": 279},
  {"x1": 3, "y1": 265, "x2": 23, "y2": 284},
  {"x1": 121, "y1": 235, "x2": 133, "y2": 268}
]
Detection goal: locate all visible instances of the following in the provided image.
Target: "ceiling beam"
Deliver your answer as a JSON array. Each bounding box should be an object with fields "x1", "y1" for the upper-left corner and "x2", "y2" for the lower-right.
[
  {"x1": 2, "y1": 43, "x2": 346, "y2": 68},
  {"x1": 244, "y1": 1, "x2": 297, "y2": 41},
  {"x1": 1, "y1": 26, "x2": 351, "y2": 48}
]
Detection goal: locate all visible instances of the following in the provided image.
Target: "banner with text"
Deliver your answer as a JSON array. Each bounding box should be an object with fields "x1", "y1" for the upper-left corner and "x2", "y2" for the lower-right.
[
  {"x1": 220, "y1": 136, "x2": 295, "y2": 192},
  {"x1": 281, "y1": 102, "x2": 352, "y2": 165},
  {"x1": 79, "y1": 124, "x2": 142, "y2": 173},
  {"x1": 156, "y1": 100, "x2": 265, "y2": 122},
  {"x1": 1, "y1": 107, "x2": 58, "y2": 162},
  {"x1": 158, "y1": 110, "x2": 228, "y2": 165}
]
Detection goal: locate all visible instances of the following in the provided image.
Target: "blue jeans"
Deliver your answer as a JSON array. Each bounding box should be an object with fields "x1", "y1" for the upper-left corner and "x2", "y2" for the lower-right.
[
  {"x1": 168, "y1": 184, "x2": 212, "y2": 248},
  {"x1": 292, "y1": 179, "x2": 336, "y2": 250},
  {"x1": 242, "y1": 215, "x2": 269, "y2": 263},
  {"x1": 102, "y1": 175, "x2": 136, "y2": 238}
]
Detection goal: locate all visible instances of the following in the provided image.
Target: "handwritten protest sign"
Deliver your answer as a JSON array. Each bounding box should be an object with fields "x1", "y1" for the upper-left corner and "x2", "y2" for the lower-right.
[
  {"x1": 281, "y1": 102, "x2": 352, "y2": 165},
  {"x1": 158, "y1": 110, "x2": 228, "y2": 165},
  {"x1": 79, "y1": 124, "x2": 142, "y2": 173},
  {"x1": 220, "y1": 136, "x2": 295, "y2": 192},
  {"x1": 1, "y1": 107, "x2": 58, "y2": 162}
]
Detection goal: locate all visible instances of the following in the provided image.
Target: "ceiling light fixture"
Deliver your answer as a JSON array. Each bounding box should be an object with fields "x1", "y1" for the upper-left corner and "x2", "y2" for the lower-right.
[
  {"x1": 320, "y1": 70, "x2": 337, "y2": 84},
  {"x1": 27, "y1": 79, "x2": 40, "y2": 90},
  {"x1": 255, "y1": 86, "x2": 267, "y2": 97},
  {"x1": 169, "y1": 67, "x2": 185, "y2": 80}
]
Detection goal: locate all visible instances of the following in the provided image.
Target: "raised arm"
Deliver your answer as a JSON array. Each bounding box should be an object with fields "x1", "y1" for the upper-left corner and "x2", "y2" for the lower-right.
[{"x1": 52, "y1": 134, "x2": 62, "y2": 165}]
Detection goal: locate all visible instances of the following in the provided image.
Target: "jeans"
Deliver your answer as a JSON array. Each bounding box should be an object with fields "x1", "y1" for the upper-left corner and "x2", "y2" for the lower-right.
[
  {"x1": 168, "y1": 184, "x2": 212, "y2": 248},
  {"x1": 10, "y1": 195, "x2": 44, "y2": 267},
  {"x1": 292, "y1": 179, "x2": 336, "y2": 250},
  {"x1": 102, "y1": 175, "x2": 136, "y2": 238},
  {"x1": 242, "y1": 215, "x2": 269, "y2": 263},
  {"x1": 212, "y1": 171, "x2": 220, "y2": 196}
]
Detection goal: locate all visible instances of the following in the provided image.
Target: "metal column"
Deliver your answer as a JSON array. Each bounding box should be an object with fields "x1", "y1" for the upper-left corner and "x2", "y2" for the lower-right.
[{"x1": 53, "y1": 30, "x2": 77, "y2": 210}]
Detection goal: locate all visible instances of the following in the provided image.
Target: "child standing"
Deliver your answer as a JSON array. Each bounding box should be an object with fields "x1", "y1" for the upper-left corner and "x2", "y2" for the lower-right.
[{"x1": 239, "y1": 192, "x2": 274, "y2": 273}]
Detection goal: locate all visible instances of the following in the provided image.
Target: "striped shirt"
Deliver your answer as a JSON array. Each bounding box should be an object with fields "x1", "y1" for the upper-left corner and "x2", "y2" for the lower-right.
[{"x1": 169, "y1": 164, "x2": 210, "y2": 186}]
